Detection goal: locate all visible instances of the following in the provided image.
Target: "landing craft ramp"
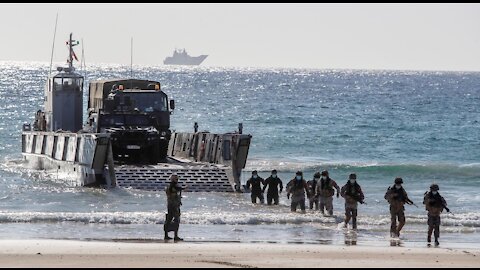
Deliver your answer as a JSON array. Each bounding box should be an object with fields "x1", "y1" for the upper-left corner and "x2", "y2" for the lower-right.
[
  {"x1": 109, "y1": 131, "x2": 251, "y2": 192},
  {"x1": 114, "y1": 158, "x2": 233, "y2": 192}
]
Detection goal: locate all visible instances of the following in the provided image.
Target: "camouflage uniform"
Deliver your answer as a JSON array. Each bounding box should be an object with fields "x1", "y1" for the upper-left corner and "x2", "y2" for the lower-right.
[
  {"x1": 384, "y1": 186, "x2": 411, "y2": 237},
  {"x1": 423, "y1": 191, "x2": 447, "y2": 243},
  {"x1": 165, "y1": 183, "x2": 183, "y2": 235},
  {"x1": 286, "y1": 179, "x2": 309, "y2": 212},
  {"x1": 340, "y1": 181, "x2": 364, "y2": 229},
  {"x1": 316, "y1": 177, "x2": 340, "y2": 215}
]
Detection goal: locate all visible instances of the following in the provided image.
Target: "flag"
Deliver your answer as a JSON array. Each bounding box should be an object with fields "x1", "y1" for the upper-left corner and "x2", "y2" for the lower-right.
[{"x1": 71, "y1": 50, "x2": 78, "y2": 61}]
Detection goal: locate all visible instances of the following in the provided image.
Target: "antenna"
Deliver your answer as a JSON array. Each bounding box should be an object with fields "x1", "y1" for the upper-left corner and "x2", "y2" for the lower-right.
[
  {"x1": 130, "y1": 37, "x2": 134, "y2": 89},
  {"x1": 130, "y1": 37, "x2": 133, "y2": 79},
  {"x1": 48, "y1": 13, "x2": 59, "y2": 79},
  {"x1": 68, "y1": 33, "x2": 74, "y2": 70},
  {"x1": 81, "y1": 38, "x2": 87, "y2": 87}
]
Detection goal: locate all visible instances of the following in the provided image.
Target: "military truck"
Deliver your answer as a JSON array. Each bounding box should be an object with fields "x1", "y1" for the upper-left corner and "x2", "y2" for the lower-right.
[{"x1": 85, "y1": 79, "x2": 174, "y2": 164}]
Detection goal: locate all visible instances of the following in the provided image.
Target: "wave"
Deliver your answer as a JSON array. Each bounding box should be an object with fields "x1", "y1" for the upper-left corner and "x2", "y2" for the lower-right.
[
  {"x1": 0, "y1": 158, "x2": 61, "y2": 183},
  {"x1": 0, "y1": 211, "x2": 479, "y2": 229},
  {"x1": 244, "y1": 158, "x2": 480, "y2": 175}
]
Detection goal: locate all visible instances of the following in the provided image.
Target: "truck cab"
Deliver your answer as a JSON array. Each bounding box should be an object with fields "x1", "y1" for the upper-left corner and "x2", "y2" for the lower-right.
[{"x1": 85, "y1": 79, "x2": 174, "y2": 164}]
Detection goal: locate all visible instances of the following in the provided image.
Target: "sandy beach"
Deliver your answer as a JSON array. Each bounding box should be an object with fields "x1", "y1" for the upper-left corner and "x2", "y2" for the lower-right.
[{"x1": 0, "y1": 240, "x2": 478, "y2": 268}]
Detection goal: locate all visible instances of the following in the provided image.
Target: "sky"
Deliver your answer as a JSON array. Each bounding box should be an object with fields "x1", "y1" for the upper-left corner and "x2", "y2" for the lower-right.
[{"x1": 1, "y1": 3, "x2": 480, "y2": 71}]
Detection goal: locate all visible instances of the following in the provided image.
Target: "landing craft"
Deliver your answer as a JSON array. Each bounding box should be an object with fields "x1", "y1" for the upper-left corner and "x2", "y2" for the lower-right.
[{"x1": 21, "y1": 33, "x2": 251, "y2": 192}]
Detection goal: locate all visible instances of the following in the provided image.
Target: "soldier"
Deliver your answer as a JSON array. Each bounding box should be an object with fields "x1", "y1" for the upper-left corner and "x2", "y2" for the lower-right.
[
  {"x1": 262, "y1": 169, "x2": 283, "y2": 205},
  {"x1": 340, "y1": 173, "x2": 365, "y2": 230},
  {"x1": 315, "y1": 170, "x2": 340, "y2": 216},
  {"x1": 423, "y1": 184, "x2": 449, "y2": 246},
  {"x1": 164, "y1": 174, "x2": 186, "y2": 241},
  {"x1": 307, "y1": 172, "x2": 321, "y2": 210},
  {"x1": 384, "y1": 177, "x2": 415, "y2": 238},
  {"x1": 246, "y1": 170, "x2": 265, "y2": 204},
  {"x1": 286, "y1": 171, "x2": 310, "y2": 213}
]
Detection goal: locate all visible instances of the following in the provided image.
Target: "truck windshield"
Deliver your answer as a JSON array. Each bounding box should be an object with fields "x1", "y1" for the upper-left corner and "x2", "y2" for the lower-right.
[{"x1": 126, "y1": 93, "x2": 168, "y2": 113}]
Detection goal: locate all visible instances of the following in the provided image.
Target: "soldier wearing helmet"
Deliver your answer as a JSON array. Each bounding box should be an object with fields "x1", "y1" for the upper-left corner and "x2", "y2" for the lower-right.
[
  {"x1": 423, "y1": 183, "x2": 449, "y2": 246},
  {"x1": 306, "y1": 172, "x2": 321, "y2": 210},
  {"x1": 384, "y1": 177, "x2": 415, "y2": 238},
  {"x1": 164, "y1": 174, "x2": 187, "y2": 241},
  {"x1": 286, "y1": 171, "x2": 310, "y2": 213},
  {"x1": 340, "y1": 173, "x2": 365, "y2": 230},
  {"x1": 315, "y1": 170, "x2": 340, "y2": 216},
  {"x1": 262, "y1": 169, "x2": 283, "y2": 205},
  {"x1": 246, "y1": 170, "x2": 265, "y2": 204}
]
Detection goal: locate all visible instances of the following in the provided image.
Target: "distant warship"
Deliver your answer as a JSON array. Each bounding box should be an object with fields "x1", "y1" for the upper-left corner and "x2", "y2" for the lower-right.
[{"x1": 163, "y1": 49, "x2": 208, "y2": 66}]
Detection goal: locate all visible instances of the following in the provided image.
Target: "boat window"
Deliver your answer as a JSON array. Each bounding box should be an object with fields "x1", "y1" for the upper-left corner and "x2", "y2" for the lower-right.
[
  {"x1": 75, "y1": 78, "x2": 84, "y2": 91},
  {"x1": 53, "y1": 78, "x2": 83, "y2": 91},
  {"x1": 63, "y1": 78, "x2": 74, "y2": 87},
  {"x1": 54, "y1": 78, "x2": 77, "y2": 91},
  {"x1": 54, "y1": 78, "x2": 63, "y2": 90}
]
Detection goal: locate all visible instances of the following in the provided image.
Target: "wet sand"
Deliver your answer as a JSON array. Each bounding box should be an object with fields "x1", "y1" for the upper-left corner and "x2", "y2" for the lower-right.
[{"x1": 0, "y1": 240, "x2": 478, "y2": 268}]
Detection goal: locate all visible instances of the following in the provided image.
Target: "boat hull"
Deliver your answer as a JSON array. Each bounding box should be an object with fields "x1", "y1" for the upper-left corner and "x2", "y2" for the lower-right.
[
  {"x1": 163, "y1": 55, "x2": 208, "y2": 66},
  {"x1": 21, "y1": 131, "x2": 111, "y2": 186}
]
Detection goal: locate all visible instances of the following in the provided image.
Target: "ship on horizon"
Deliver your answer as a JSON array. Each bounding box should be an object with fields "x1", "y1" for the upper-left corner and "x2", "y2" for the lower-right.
[{"x1": 163, "y1": 49, "x2": 208, "y2": 66}]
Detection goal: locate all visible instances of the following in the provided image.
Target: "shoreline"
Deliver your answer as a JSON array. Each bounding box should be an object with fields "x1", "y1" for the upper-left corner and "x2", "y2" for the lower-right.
[
  {"x1": 53, "y1": 237, "x2": 480, "y2": 249},
  {"x1": 0, "y1": 239, "x2": 478, "y2": 267}
]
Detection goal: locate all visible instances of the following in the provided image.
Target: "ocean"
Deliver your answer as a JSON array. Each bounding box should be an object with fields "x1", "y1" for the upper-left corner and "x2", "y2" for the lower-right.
[{"x1": 0, "y1": 61, "x2": 479, "y2": 247}]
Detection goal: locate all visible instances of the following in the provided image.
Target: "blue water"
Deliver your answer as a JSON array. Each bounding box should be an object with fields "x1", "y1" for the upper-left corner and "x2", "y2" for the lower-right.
[{"x1": 0, "y1": 61, "x2": 479, "y2": 247}]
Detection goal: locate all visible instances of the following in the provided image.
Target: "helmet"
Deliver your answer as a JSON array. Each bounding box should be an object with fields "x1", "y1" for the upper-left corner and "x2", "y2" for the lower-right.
[
  {"x1": 394, "y1": 177, "x2": 403, "y2": 184},
  {"x1": 170, "y1": 174, "x2": 178, "y2": 182},
  {"x1": 321, "y1": 170, "x2": 328, "y2": 176},
  {"x1": 349, "y1": 173, "x2": 357, "y2": 180},
  {"x1": 296, "y1": 171, "x2": 303, "y2": 176},
  {"x1": 430, "y1": 184, "x2": 439, "y2": 191},
  {"x1": 252, "y1": 170, "x2": 258, "y2": 175},
  {"x1": 271, "y1": 169, "x2": 277, "y2": 174},
  {"x1": 314, "y1": 172, "x2": 321, "y2": 178}
]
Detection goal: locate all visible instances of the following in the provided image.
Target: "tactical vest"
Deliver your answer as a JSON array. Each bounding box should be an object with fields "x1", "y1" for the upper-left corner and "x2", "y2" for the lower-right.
[
  {"x1": 319, "y1": 178, "x2": 334, "y2": 197},
  {"x1": 426, "y1": 192, "x2": 444, "y2": 208},
  {"x1": 167, "y1": 184, "x2": 182, "y2": 206},
  {"x1": 345, "y1": 182, "x2": 361, "y2": 197},
  {"x1": 390, "y1": 186, "x2": 406, "y2": 202}
]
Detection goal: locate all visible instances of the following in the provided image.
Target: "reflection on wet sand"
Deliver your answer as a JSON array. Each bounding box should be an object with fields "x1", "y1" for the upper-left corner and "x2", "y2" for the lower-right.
[{"x1": 344, "y1": 230, "x2": 357, "y2": 246}]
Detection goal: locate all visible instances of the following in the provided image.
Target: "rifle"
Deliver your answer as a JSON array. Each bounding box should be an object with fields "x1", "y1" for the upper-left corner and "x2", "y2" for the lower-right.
[
  {"x1": 347, "y1": 192, "x2": 367, "y2": 205},
  {"x1": 406, "y1": 198, "x2": 418, "y2": 208}
]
